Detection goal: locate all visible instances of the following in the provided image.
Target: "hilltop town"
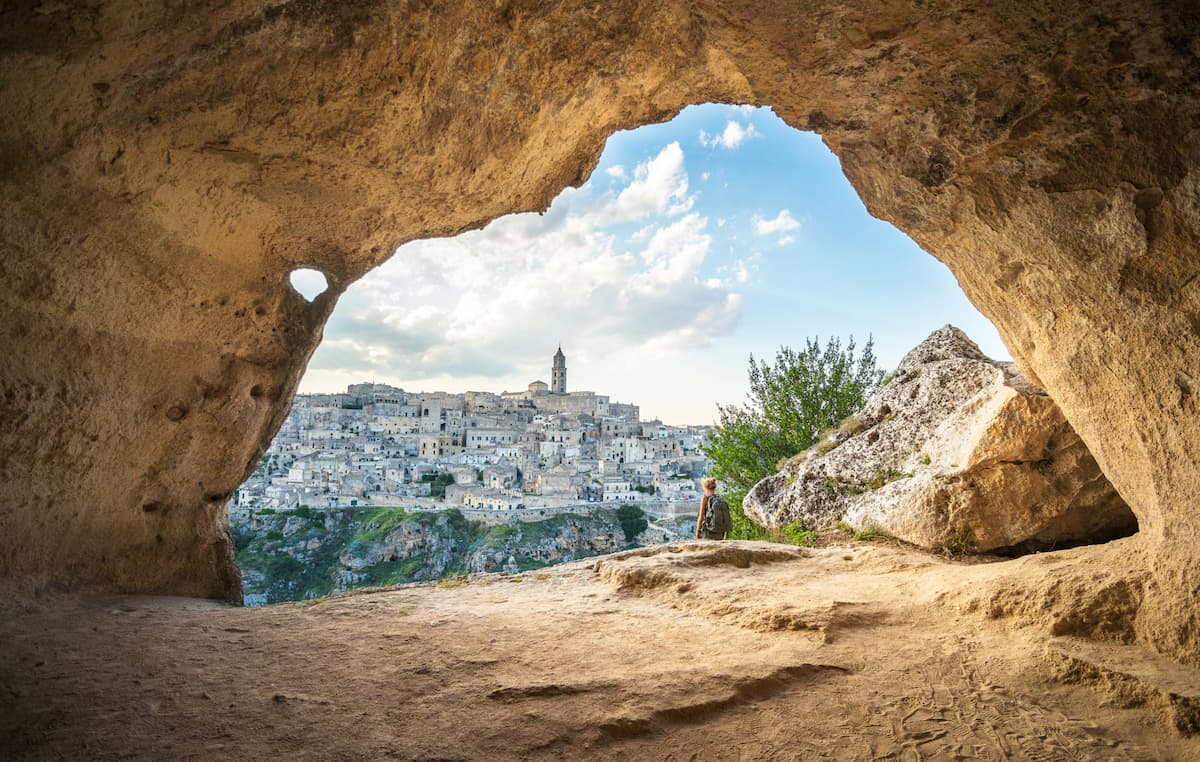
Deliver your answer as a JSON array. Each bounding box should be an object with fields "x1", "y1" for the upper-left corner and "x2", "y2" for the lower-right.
[{"x1": 233, "y1": 348, "x2": 713, "y2": 521}]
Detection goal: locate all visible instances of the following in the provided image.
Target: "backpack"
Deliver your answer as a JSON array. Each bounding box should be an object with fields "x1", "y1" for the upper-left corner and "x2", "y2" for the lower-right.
[{"x1": 703, "y1": 494, "x2": 732, "y2": 537}]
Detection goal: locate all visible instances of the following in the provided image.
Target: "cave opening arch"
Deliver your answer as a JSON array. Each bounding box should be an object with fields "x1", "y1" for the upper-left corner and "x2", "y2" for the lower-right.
[
  {"x1": 1, "y1": 0, "x2": 1197, "y2": 666},
  {"x1": 230, "y1": 104, "x2": 1136, "y2": 605}
]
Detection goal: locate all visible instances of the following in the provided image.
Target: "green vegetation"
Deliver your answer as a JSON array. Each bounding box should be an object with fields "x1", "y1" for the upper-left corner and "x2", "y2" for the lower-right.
[
  {"x1": 420, "y1": 471, "x2": 456, "y2": 499},
  {"x1": 516, "y1": 558, "x2": 550, "y2": 572},
  {"x1": 922, "y1": 452, "x2": 932, "y2": 466},
  {"x1": 832, "y1": 520, "x2": 890, "y2": 542},
  {"x1": 355, "y1": 556, "x2": 429, "y2": 586},
  {"x1": 236, "y1": 506, "x2": 655, "y2": 604},
  {"x1": 234, "y1": 513, "x2": 356, "y2": 603},
  {"x1": 616, "y1": 504, "x2": 648, "y2": 543},
  {"x1": 782, "y1": 523, "x2": 819, "y2": 547},
  {"x1": 823, "y1": 475, "x2": 863, "y2": 498},
  {"x1": 865, "y1": 469, "x2": 913, "y2": 491},
  {"x1": 357, "y1": 507, "x2": 412, "y2": 541},
  {"x1": 702, "y1": 336, "x2": 883, "y2": 540}
]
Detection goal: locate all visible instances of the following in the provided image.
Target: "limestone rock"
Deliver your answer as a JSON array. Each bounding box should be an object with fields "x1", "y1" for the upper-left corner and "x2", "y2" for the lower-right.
[
  {"x1": 2, "y1": 1, "x2": 1198, "y2": 663},
  {"x1": 743, "y1": 327, "x2": 1137, "y2": 553}
]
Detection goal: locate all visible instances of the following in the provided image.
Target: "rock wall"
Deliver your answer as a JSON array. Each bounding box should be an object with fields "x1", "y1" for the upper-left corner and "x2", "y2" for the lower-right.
[{"x1": 1, "y1": 2, "x2": 1197, "y2": 662}]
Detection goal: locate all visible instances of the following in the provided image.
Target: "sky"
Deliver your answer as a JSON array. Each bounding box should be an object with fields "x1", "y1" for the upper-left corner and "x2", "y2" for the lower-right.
[{"x1": 295, "y1": 104, "x2": 1009, "y2": 425}]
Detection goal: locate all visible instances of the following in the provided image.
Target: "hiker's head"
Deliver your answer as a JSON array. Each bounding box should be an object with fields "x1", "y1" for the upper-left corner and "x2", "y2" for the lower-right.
[{"x1": 701, "y1": 477, "x2": 717, "y2": 494}]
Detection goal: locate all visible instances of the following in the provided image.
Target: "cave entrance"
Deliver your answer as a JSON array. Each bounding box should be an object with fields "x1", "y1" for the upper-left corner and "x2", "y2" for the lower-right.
[{"x1": 231, "y1": 105, "x2": 1133, "y2": 606}]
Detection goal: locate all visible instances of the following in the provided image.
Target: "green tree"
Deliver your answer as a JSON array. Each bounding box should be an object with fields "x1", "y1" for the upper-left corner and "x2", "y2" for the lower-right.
[
  {"x1": 702, "y1": 336, "x2": 883, "y2": 539},
  {"x1": 616, "y1": 504, "x2": 648, "y2": 543}
]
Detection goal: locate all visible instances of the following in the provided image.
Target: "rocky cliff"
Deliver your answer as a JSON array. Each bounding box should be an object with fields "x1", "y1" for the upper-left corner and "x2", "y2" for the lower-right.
[
  {"x1": 744, "y1": 327, "x2": 1137, "y2": 553},
  {"x1": 234, "y1": 506, "x2": 685, "y2": 604}
]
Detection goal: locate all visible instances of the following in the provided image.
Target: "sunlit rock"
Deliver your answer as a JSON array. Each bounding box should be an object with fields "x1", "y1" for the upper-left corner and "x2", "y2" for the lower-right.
[{"x1": 743, "y1": 327, "x2": 1137, "y2": 553}]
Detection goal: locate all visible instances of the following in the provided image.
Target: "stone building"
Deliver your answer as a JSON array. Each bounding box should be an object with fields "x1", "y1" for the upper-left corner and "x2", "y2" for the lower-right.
[{"x1": 552, "y1": 346, "x2": 567, "y2": 394}]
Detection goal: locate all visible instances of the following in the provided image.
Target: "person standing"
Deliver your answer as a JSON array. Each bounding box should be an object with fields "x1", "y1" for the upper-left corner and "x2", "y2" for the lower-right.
[{"x1": 695, "y1": 477, "x2": 731, "y2": 540}]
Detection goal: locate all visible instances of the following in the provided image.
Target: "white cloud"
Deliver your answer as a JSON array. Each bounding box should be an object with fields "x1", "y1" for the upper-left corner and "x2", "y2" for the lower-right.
[
  {"x1": 754, "y1": 209, "x2": 801, "y2": 235},
  {"x1": 699, "y1": 120, "x2": 761, "y2": 150},
  {"x1": 777, "y1": 234, "x2": 796, "y2": 246},
  {"x1": 306, "y1": 144, "x2": 741, "y2": 387},
  {"x1": 605, "y1": 164, "x2": 626, "y2": 179},
  {"x1": 595, "y1": 142, "x2": 693, "y2": 224},
  {"x1": 628, "y1": 224, "x2": 654, "y2": 241}
]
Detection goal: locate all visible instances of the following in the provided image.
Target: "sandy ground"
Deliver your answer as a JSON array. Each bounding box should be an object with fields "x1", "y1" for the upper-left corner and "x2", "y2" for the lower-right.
[{"x1": 2, "y1": 540, "x2": 1197, "y2": 761}]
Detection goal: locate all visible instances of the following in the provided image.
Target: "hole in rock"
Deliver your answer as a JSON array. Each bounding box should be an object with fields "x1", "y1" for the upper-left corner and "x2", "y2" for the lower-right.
[
  {"x1": 288, "y1": 268, "x2": 329, "y2": 302},
  {"x1": 231, "y1": 104, "x2": 1133, "y2": 607}
]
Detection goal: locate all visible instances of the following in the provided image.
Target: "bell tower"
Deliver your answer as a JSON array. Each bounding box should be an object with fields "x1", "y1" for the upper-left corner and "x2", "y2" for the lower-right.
[{"x1": 551, "y1": 346, "x2": 567, "y2": 394}]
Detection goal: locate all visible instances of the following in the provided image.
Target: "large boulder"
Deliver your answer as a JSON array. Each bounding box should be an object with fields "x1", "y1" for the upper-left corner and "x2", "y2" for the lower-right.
[{"x1": 743, "y1": 327, "x2": 1137, "y2": 554}]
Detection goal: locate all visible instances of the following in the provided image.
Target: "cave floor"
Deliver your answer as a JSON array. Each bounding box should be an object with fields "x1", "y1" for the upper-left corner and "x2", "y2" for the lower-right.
[{"x1": 2, "y1": 541, "x2": 1197, "y2": 761}]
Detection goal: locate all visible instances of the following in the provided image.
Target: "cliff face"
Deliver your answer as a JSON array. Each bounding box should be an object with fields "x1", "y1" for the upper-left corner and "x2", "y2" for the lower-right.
[
  {"x1": 2, "y1": 2, "x2": 1199, "y2": 664},
  {"x1": 234, "y1": 506, "x2": 679, "y2": 604}
]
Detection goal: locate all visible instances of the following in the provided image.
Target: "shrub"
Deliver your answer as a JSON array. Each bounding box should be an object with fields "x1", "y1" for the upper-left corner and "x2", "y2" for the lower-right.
[
  {"x1": 420, "y1": 472, "x2": 455, "y2": 499},
  {"x1": 702, "y1": 336, "x2": 883, "y2": 540},
  {"x1": 357, "y1": 507, "x2": 410, "y2": 542},
  {"x1": 782, "y1": 523, "x2": 819, "y2": 547},
  {"x1": 616, "y1": 504, "x2": 648, "y2": 542}
]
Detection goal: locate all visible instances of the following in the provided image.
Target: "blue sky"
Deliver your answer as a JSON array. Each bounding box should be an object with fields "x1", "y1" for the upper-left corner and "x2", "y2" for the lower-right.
[{"x1": 297, "y1": 104, "x2": 1009, "y2": 425}]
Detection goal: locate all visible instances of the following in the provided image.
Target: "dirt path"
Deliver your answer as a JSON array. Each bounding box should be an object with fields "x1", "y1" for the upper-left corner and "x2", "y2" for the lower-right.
[{"x1": 2, "y1": 541, "x2": 1196, "y2": 760}]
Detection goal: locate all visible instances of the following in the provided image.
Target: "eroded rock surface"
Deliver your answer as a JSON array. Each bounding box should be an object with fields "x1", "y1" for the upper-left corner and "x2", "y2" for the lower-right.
[
  {"x1": 1, "y1": 2, "x2": 1198, "y2": 663},
  {"x1": 2, "y1": 542, "x2": 1197, "y2": 758},
  {"x1": 744, "y1": 327, "x2": 1137, "y2": 553}
]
